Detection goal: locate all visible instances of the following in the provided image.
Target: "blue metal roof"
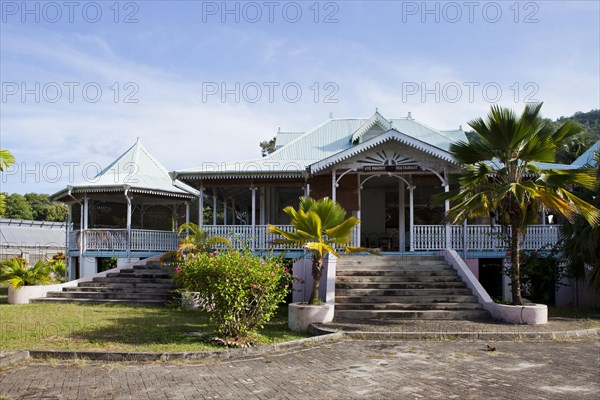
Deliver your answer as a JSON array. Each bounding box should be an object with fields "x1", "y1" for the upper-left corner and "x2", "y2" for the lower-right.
[{"x1": 572, "y1": 140, "x2": 600, "y2": 167}]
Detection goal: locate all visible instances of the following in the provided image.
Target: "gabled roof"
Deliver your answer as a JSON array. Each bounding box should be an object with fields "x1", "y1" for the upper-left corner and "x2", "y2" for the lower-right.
[
  {"x1": 275, "y1": 131, "x2": 304, "y2": 149},
  {"x1": 53, "y1": 139, "x2": 198, "y2": 200},
  {"x1": 572, "y1": 140, "x2": 600, "y2": 167},
  {"x1": 350, "y1": 111, "x2": 391, "y2": 143},
  {"x1": 310, "y1": 129, "x2": 456, "y2": 173},
  {"x1": 176, "y1": 111, "x2": 468, "y2": 179}
]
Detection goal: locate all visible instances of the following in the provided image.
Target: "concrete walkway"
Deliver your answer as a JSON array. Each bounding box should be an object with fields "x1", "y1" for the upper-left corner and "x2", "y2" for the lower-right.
[{"x1": 2, "y1": 337, "x2": 599, "y2": 399}]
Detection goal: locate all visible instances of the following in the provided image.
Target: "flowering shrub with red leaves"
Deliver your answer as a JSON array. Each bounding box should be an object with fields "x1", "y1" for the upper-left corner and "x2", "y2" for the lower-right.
[{"x1": 174, "y1": 250, "x2": 294, "y2": 341}]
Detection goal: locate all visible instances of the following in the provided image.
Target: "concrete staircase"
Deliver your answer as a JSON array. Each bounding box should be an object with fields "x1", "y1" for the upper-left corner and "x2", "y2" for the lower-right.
[
  {"x1": 335, "y1": 255, "x2": 490, "y2": 320},
  {"x1": 31, "y1": 261, "x2": 175, "y2": 306}
]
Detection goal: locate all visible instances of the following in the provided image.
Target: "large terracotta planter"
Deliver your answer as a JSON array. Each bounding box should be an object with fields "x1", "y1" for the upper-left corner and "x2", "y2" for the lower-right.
[{"x1": 288, "y1": 303, "x2": 334, "y2": 332}]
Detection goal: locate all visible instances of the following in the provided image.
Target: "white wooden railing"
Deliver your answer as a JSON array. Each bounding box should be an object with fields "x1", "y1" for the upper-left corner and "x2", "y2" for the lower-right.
[
  {"x1": 67, "y1": 225, "x2": 559, "y2": 253},
  {"x1": 412, "y1": 224, "x2": 559, "y2": 251},
  {"x1": 202, "y1": 225, "x2": 362, "y2": 251},
  {"x1": 68, "y1": 229, "x2": 177, "y2": 253}
]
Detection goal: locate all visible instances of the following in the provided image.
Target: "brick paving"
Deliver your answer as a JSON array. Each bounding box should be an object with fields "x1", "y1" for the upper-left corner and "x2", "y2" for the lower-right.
[{"x1": 1, "y1": 337, "x2": 599, "y2": 399}]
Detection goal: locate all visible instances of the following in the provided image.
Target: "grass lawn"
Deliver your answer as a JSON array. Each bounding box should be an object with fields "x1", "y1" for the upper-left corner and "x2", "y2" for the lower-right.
[{"x1": 0, "y1": 302, "x2": 308, "y2": 352}]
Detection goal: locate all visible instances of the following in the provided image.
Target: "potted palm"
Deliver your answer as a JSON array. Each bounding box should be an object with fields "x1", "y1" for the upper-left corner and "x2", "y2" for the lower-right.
[{"x1": 268, "y1": 197, "x2": 370, "y2": 331}]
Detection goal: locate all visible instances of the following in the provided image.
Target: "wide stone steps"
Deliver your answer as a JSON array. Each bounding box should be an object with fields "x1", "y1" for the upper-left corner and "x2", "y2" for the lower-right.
[
  {"x1": 334, "y1": 309, "x2": 490, "y2": 320},
  {"x1": 335, "y1": 295, "x2": 478, "y2": 304},
  {"x1": 32, "y1": 262, "x2": 176, "y2": 306},
  {"x1": 334, "y1": 255, "x2": 490, "y2": 321},
  {"x1": 335, "y1": 288, "x2": 474, "y2": 296},
  {"x1": 336, "y1": 281, "x2": 467, "y2": 289},
  {"x1": 335, "y1": 302, "x2": 484, "y2": 311}
]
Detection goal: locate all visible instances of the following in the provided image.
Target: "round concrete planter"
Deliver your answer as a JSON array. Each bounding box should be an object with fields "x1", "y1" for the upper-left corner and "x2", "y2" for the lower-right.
[
  {"x1": 494, "y1": 303, "x2": 548, "y2": 325},
  {"x1": 288, "y1": 303, "x2": 334, "y2": 332}
]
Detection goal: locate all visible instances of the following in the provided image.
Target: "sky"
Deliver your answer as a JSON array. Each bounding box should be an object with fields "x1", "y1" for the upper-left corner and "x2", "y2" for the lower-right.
[{"x1": 1, "y1": 0, "x2": 599, "y2": 194}]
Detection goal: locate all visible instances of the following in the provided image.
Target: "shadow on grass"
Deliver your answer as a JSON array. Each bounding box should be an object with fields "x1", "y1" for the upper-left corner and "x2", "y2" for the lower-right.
[
  {"x1": 0, "y1": 284, "x2": 8, "y2": 304},
  {"x1": 65, "y1": 304, "x2": 296, "y2": 350}
]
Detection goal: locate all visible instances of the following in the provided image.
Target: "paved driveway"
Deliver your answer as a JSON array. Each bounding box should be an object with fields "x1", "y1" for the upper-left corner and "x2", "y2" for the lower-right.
[{"x1": 2, "y1": 337, "x2": 599, "y2": 399}]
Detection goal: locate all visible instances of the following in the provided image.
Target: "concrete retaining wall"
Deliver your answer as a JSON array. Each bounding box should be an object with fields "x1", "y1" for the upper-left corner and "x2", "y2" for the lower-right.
[{"x1": 444, "y1": 249, "x2": 547, "y2": 325}]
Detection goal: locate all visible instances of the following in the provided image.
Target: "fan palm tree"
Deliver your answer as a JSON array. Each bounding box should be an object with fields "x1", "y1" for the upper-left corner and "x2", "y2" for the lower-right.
[
  {"x1": 560, "y1": 150, "x2": 600, "y2": 296},
  {"x1": 0, "y1": 258, "x2": 52, "y2": 289},
  {"x1": 268, "y1": 197, "x2": 367, "y2": 305},
  {"x1": 438, "y1": 103, "x2": 599, "y2": 305}
]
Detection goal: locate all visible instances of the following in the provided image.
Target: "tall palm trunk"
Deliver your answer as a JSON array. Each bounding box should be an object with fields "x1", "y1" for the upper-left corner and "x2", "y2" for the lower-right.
[
  {"x1": 510, "y1": 222, "x2": 523, "y2": 305},
  {"x1": 308, "y1": 255, "x2": 323, "y2": 305}
]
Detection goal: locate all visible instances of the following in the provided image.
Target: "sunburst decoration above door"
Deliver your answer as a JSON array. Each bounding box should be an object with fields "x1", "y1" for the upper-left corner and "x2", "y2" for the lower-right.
[{"x1": 357, "y1": 150, "x2": 417, "y2": 166}]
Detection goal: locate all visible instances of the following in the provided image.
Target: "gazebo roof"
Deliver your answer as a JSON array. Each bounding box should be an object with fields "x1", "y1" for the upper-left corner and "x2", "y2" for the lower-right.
[
  {"x1": 572, "y1": 140, "x2": 600, "y2": 167},
  {"x1": 52, "y1": 138, "x2": 198, "y2": 200}
]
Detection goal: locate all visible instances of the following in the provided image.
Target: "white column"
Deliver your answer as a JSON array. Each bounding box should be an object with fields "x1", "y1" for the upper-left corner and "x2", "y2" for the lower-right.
[
  {"x1": 125, "y1": 190, "x2": 132, "y2": 261},
  {"x1": 304, "y1": 183, "x2": 310, "y2": 197},
  {"x1": 223, "y1": 198, "x2": 227, "y2": 226},
  {"x1": 444, "y1": 168, "x2": 451, "y2": 249},
  {"x1": 399, "y1": 180, "x2": 405, "y2": 252},
  {"x1": 83, "y1": 194, "x2": 89, "y2": 230},
  {"x1": 198, "y1": 188, "x2": 204, "y2": 227},
  {"x1": 212, "y1": 193, "x2": 217, "y2": 225},
  {"x1": 185, "y1": 202, "x2": 190, "y2": 231},
  {"x1": 357, "y1": 174, "x2": 362, "y2": 244},
  {"x1": 409, "y1": 185, "x2": 415, "y2": 252},
  {"x1": 463, "y1": 219, "x2": 468, "y2": 259},
  {"x1": 251, "y1": 186, "x2": 257, "y2": 250},
  {"x1": 331, "y1": 169, "x2": 337, "y2": 201}
]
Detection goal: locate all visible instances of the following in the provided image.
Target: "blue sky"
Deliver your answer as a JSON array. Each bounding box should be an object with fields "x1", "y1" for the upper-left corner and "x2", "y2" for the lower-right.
[{"x1": 1, "y1": 0, "x2": 599, "y2": 194}]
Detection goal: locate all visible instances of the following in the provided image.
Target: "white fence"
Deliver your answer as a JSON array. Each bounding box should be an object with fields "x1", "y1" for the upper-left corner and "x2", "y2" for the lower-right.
[
  {"x1": 67, "y1": 225, "x2": 559, "y2": 253},
  {"x1": 413, "y1": 224, "x2": 559, "y2": 251}
]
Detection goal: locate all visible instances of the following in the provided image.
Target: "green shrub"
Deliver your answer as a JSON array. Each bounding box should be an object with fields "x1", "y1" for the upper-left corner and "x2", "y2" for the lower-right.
[{"x1": 174, "y1": 250, "x2": 293, "y2": 344}]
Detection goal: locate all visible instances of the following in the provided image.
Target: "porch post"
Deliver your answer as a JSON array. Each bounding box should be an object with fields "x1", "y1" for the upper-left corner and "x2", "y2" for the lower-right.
[
  {"x1": 304, "y1": 183, "x2": 310, "y2": 197},
  {"x1": 82, "y1": 194, "x2": 89, "y2": 253},
  {"x1": 399, "y1": 180, "x2": 406, "y2": 252},
  {"x1": 444, "y1": 167, "x2": 451, "y2": 249},
  {"x1": 223, "y1": 198, "x2": 227, "y2": 226},
  {"x1": 463, "y1": 219, "x2": 468, "y2": 259},
  {"x1": 251, "y1": 186, "x2": 257, "y2": 250},
  {"x1": 185, "y1": 202, "x2": 190, "y2": 232},
  {"x1": 198, "y1": 187, "x2": 204, "y2": 227},
  {"x1": 124, "y1": 188, "x2": 132, "y2": 261},
  {"x1": 331, "y1": 169, "x2": 337, "y2": 201},
  {"x1": 212, "y1": 193, "x2": 217, "y2": 225},
  {"x1": 409, "y1": 185, "x2": 415, "y2": 252}
]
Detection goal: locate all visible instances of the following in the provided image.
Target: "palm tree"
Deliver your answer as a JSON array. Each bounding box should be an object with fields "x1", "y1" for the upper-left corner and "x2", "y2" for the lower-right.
[
  {"x1": 560, "y1": 150, "x2": 600, "y2": 296},
  {"x1": 267, "y1": 197, "x2": 366, "y2": 305},
  {"x1": 439, "y1": 103, "x2": 599, "y2": 305},
  {"x1": 0, "y1": 149, "x2": 15, "y2": 172},
  {"x1": 164, "y1": 222, "x2": 231, "y2": 261},
  {"x1": 0, "y1": 258, "x2": 52, "y2": 289}
]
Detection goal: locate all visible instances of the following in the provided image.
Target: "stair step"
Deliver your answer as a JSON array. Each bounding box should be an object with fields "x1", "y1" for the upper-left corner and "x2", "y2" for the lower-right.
[
  {"x1": 30, "y1": 298, "x2": 168, "y2": 306},
  {"x1": 93, "y1": 277, "x2": 173, "y2": 284},
  {"x1": 79, "y1": 282, "x2": 174, "y2": 289},
  {"x1": 63, "y1": 286, "x2": 174, "y2": 293},
  {"x1": 45, "y1": 291, "x2": 173, "y2": 300},
  {"x1": 336, "y1": 276, "x2": 461, "y2": 283},
  {"x1": 335, "y1": 295, "x2": 478, "y2": 303},
  {"x1": 335, "y1": 288, "x2": 474, "y2": 296},
  {"x1": 335, "y1": 302, "x2": 484, "y2": 311},
  {"x1": 336, "y1": 282, "x2": 468, "y2": 289},
  {"x1": 336, "y1": 270, "x2": 456, "y2": 276},
  {"x1": 334, "y1": 309, "x2": 490, "y2": 320}
]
